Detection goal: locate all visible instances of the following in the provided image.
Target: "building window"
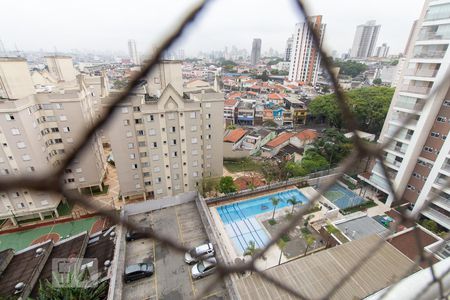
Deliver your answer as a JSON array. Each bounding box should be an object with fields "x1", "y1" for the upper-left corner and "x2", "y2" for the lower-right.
[
  {"x1": 192, "y1": 150, "x2": 198, "y2": 155},
  {"x1": 431, "y1": 132, "x2": 440, "y2": 138},
  {"x1": 170, "y1": 139, "x2": 177, "y2": 146},
  {"x1": 407, "y1": 184, "x2": 415, "y2": 190},
  {"x1": 27, "y1": 166, "x2": 35, "y2": 172},
  {"x1": 193, "y1": 160, "x2": 198, "y2": 167},
  {"x1": 191, "y1": 138, "x2": 198, "y2": 144},
  {"x1": 122, "y1": 107, "x2": 129, "y2": 113},
  {"x1": 123, "y1": 119, "x2": 130, "y2": 126},
  {"x1": 154, "y1": 167, "x2": 161, "y2": 173},
  {"x1": 126, "y1": 131, "x2": 133, "y2": 137},
  {"x1": 170, "y1": 126, "x2": 176, "y2": 133},
  {"x1": 205, "y1": 103, "x2": 211, "y2": 108},
  {"x1": 152, "y1": 155, "x2": 160, "y2": 161},
  {"x1": 138, "y1": 141, "x2": 146, "y2": 147},
  {"x1": 206, "y1": 144, "x2": 212, "y2": 150},
  {"x1": 191, "y1": 125, "x2": 197, "y2": 132},
  {"x1": 437, "y1": 116, "x2": 447, "y2": 123},
  {"x1": 131, "y1": 164, "x2": 138, "y2": 169},
  {"x1": 135, "y1": 118, "x2": 143, "y2": 124},
  {"x1": 79, "y1": 177, "x2": 85, "y2": 182},
  {"x1": 5, "y1": 114, "x2": 14, "y2": 121},
  {"x1": 424, "y1": 146, "x2": 433, "y2": 153},
  {"x1": 173, "y1": 163, "x2": 179, "y2": 169},
  {"x1": 11, "y1": 128, "x2": 20, "y2": 135},
  {"x1": 412, "y1": 172, "x2": 421, "y2": 179},
  {"x1": 59, "y1": 115, "x2": 67, "y2": 121},
  {"x1": 193, "y1": 171, "x2": 198, "y2": 177},
  {"x1": 156, "y1": 177, "x2": 162, "y2": 183},
  {"x1": 22, "y1": 154, "x2": 31, "y2": 161},
  {"x1": 137, "y1": 130, "x2": 145, "y2": 136},
  {"x1": 156, "y1": 189, "x2": 163, "y2": 194},
  {"x1": 130, "y1": 154, "x2": 136, "y2": 160},
  {"x1": 148, "y1": 114, "x2": 154, "y2": 122},
  {"x1": 63, "y1": 127, "x2": 70, "y2": 133},
  {"x1": 128, "y1": 143, "x2": 134, "y2": 149},
  {"x1": 168, "y1": 113, "x2": 175, "y2": 120},
  {"x1": 148, "y1": 129, "x2": 156, "y2": 136},
  {"x1": 190, "y1": 112, "x2": 196, "y2": 119},
  {"x1": 172, "y1": 151, "x2": 178, "y2": 157},
  {"x1": 133, "y1": 106, "x2": 141, "y2": 112},
  {"x1": 16, "y1": 142, "x2": 26, "y2": 149}
]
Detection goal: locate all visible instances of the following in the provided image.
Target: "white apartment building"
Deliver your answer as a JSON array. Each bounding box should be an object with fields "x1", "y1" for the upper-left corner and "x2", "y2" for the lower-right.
[
  {"x1": 128, "y1": 39, "x2": 140, "y2": 66},
  {"x1": 0, "y1": 56, "x2": 107, "y2": 224},
  {"x1": 288, "y1": 16, "x2": 326, "y2": 86},
  {"x1": 360, "y1": 0, "x2": 450, "y2": 230},
  {"x1": 350, "y1": 20, "x2": 381, "y2": 59},
  {"x1": 105, "y1": 60, "x2": 224, "y2": 200}
]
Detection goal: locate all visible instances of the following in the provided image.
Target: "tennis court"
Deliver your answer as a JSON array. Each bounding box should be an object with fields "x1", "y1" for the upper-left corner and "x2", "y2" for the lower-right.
[
  {"x1": 324, "y1": 184, "x2": 366, "y2": 209},
  {"x1": 0, "y1": 217, "x2": 99, "y2": 251}
]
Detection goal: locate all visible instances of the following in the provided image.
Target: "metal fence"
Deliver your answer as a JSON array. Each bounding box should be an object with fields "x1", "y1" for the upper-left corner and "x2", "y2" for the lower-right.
[{"x1": 4, "y1": 0, "x2": 450, "y2": 299}]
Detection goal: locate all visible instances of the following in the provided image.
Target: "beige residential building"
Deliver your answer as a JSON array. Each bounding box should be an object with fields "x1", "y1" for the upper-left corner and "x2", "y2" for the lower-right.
[
  {"x1": 361, "y1": 0, "x2": 450, "y2": 229},
  {"x1": 0, "y1": 56, "x2": 107, "y2": 224},
  {"x1": 105, "y1": 60, "x2": 224, "y2": 200}
]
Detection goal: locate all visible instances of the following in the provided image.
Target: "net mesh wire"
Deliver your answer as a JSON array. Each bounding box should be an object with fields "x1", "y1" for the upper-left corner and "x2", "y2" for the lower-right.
[{"x1": 4, "y1": 0, "x2": 450, "y2": 299}]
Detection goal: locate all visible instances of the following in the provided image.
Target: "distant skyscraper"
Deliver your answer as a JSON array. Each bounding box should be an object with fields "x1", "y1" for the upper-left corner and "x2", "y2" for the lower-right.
[
  {"x1": 375, "y1": 43, "x2": 390, "y2": 57},
  {"x1": 250, "y1": 38, "x2": 262, "y2": 65},
  {"x1": 350, "y1": 20, "x2": 381, "y2": 58},
  {"x1": 128, "y1": 39, "x2": 140, "y2": 65},
  {"x1": 288, "y1": 15, "x2": 326, "y2": 86},
  {"x1": 285, "y1": 36, "x2": 293, "y2": 62}
]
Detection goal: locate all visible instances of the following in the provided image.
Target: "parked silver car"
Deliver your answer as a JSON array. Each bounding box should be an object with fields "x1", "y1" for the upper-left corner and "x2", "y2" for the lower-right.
[
  {"x1": 184, "y1": 243, "x2": 214, "y2": 264},
  {"x1": 191, "y1": 257, "x2": 217, "y2": 279}
]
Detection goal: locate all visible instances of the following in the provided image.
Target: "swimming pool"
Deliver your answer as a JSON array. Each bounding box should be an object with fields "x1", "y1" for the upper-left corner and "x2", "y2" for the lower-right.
[{"x1": 217, "y1": 189, "x2": 308, "y2": 255}]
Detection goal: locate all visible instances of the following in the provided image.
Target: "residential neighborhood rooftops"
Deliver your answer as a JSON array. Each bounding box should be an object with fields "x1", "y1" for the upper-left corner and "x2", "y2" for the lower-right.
[
  {"x1": 224, "y1": 128, "x2": 248, "y2": 143},
  {"x1": 294, "y1": 129, "x2": 318, "y2": 141},
  {"x1": 264, "y1": 132, "x2": 294, "y2": 148},
  {"x1": 224, "y1": 98, "x2": 238, "y2": 107}
]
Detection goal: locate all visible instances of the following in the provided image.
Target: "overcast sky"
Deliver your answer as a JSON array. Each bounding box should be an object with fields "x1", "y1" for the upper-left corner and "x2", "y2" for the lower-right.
[{"x1": 0, "y1": 0, "x2": 424, "y2": 57}]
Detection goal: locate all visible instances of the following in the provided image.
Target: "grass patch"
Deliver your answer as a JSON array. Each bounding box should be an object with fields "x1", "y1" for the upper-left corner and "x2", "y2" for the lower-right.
[
  {"x1": 341, "y1": 200, "x2": 377, "y2": 215},
  {"x1": 268, "y1": 219, "x2": 277, "y2": 226},
  {"x1": 325, "y1": 224, "x2": 349, "y2": 243},
  {"x1": 223, "y1": 158, "x2": 262, "y2": 173},
  {"x1": 82, "y1": 184, "x2": 109, "y2": 196}
]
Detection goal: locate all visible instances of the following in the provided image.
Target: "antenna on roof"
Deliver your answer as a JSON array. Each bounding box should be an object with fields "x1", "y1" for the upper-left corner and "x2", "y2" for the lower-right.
[{"x1": 14, "y1": 43, "x2": 21, "y2": 57}]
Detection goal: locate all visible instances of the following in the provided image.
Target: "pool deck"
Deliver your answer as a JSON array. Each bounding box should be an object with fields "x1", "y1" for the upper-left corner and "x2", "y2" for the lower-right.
[
  {"x1": 210, "y1": 186, "x2": 337, "y2": 271},
  {"x1": 208, "y1": 185, "x2": 298, "y2": 207}
]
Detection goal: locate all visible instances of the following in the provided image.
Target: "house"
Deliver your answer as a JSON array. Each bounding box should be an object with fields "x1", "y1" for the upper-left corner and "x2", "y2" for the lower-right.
[
  {"x1": 267, "y1": 93, "x2": 284, "y2": 105},
  {"x1": 254, "y1": 104, "x2": 264, "y2": 126},
  {"x1": 234, "y1": 175, "x2": 265, "y2": 191},
  {"x1": 261, "y1": 132, "x2": 294, "y2": 157},
  {"x1": 185, "y1": 79, "x2": 210, "y2": 89},
  {"x1": 344, "y1": 130, "x2": 376, "y2": 142},
  {"x1": 274, "y1": 144, "x2": 304, "y2": 162},
  {"x1": 289, "y1": 129, "x2": 318, "y2": 148},
  {"x1": 272, "y1": 107, "x2": 285, "y2": 126},
  {"x1": 241, "y1": 128, "x2": 276, "y2": 155},
  {"x1": 224, "y1": 99, "x2": 239, "y2": 126},
  {"x1": 223, "y1": 128, "x2": 249, "y2": 159},
  {"x1": 284, "y1": 95, "x2": 308, "y2": 125},
  {"x1": 236, "y1": 101, "x2": 255, "y2": 126}
]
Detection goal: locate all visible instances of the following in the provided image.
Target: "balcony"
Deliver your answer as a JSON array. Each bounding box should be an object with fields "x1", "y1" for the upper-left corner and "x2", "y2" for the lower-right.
[
  {"x1": 413, "y1": 50, "x2": 446, "y2": 59},
  {"x1": 403, "y1": 68, "x2": 439, "y2": 78},
  {"x1": 417, "y1": 31, "x2": 450, "y2": 41},
  {"x1": 400, "y1": 85, "x2": 432, "y2": 95},
  {"x1": 429, "y1": 193, "x2": 450, "y2": 211},
  {"x1": 390, "y1": 114, "x2": 419, "y2": 127},
  {"x1": 422, "y1": 207, "x2": 450, "y2": 230},
  {"x1": 385, "y1": 158, "x2": 402, "y2": 169},
  {"x1": 394, "y1": 99, "x2": 425, "y2": 112}
]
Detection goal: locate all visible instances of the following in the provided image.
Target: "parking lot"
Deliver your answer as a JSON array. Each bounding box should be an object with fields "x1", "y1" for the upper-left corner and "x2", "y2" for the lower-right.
[{"x1": 123, "y1": 202, "x2": 227, "y2": 299}]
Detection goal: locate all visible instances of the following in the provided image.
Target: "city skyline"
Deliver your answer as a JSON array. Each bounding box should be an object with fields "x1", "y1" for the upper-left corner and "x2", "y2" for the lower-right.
[{"x1": 0, "y1": 0, "x2": 423, "y2": 58}]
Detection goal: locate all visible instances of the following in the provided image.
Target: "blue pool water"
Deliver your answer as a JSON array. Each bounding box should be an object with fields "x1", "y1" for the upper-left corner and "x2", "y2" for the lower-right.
[
  {"x1": 325, "y1": 184, "x2": 366, "y2": 209},
  {"x1": 217, "y1": 189, "x2": 308, "y2": 254}
]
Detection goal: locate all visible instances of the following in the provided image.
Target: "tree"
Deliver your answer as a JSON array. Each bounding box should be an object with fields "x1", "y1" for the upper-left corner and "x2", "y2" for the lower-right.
[
  {"x1": 218, "y1": 176, "x2": 237, "y2": 194},
  {"x1": 244, "y1": 241, "x2": 265, "y2": 274},
  {"x1": 311, "y1": 128, "x2": 353, "y2": 166},
  {"x1": 421, "y1": 219, "x2": 438, "y2": 233},
  {"x1": 287, "y1": 197, "x2": 299, "y2": 214},
  {"x1": 257, "y1": 70, "x2": 269, "y2": 82},
  {"x1": 271, "y1": 197, "x2": 280, "y2": 220},
  {"x1": 37, "y1": 271, "x2": 108, "y2": 300},
  {"x1": 304, "y1": 234, "x2": 316, "y2": 256},
  {"x1": 201, "y1": 177, "x2": 219, "y2": 197},
  {"x1": 373, "y1": 78, "x2": 382, "y2": 85},
  {"x1": 308, "y1": 87, "x2": 394, "y2": 135},
  {"x1": 333, "y1": 59, "x2": 368, "y2": 77}
]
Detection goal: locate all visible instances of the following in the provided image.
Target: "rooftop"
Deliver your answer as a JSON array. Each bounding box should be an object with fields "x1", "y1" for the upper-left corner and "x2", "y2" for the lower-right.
[
  {"x1": 224, "y1": 98, "x2": 238, "y2": 107},
  {"x1": 294, "y1": 129, "x2": 318, "y2": 141},
  {"x1": 224, "y1": 128, "x2": 248, "y2": 143},
  {"x1": 265, "y1": 132, "x2": 294, "y2": 148},
  {"x1": 387, "y1": 227, "x2": 440, "y2": 268},
  {"x1": 335, "y1": 216, "x2": 390, "y2": 241},
  {"x1": 235, "y1": 235, "x2": 419, "y2": 300}
]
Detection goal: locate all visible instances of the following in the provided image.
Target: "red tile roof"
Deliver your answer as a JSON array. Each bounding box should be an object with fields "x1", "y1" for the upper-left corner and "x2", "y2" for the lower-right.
[
  {"x1": 234, "y1": 176, "x2": 265, "y2": 191},
  {"x1": 268, "y1": 93, "x2": 283, "y2": 100},
  {"x1": 224, "y1": 99, "x2": 238, "y2": 107},
  {"x1": 224, "y1": 128, "x2": 247, "y2": 143},
  {"x1": 294, "y1": 129, "x2": 318, "y2": 141},
  {"x1": 265, "y1": 132, "x2": 294, "y2": 148}
]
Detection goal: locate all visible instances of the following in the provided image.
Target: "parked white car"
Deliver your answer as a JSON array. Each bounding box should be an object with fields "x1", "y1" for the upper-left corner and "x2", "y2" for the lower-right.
[
  {"x1": 184, "y1": 243, "x2": 214, "y2": 264},
  {"x1": 191, "y1": 257, "x2": 217, "y2": 279}
]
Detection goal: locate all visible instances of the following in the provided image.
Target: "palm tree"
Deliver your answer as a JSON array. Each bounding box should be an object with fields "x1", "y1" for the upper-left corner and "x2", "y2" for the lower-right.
[
  {"x1": 37, "y1": 271, "x2": 108, "y2": 300},
  {"x1": 271, "y1": 197, "x2": 280, "y2": 220},
  {"x1": 244, "y1": 241, "x2": 262, "y2": 274},
  {"x1": 304, "y1": 235, "x2": 316, "y2": 256},
  {"x1": 287, "y1": 197, "x2": 298, "y2": 214}
]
